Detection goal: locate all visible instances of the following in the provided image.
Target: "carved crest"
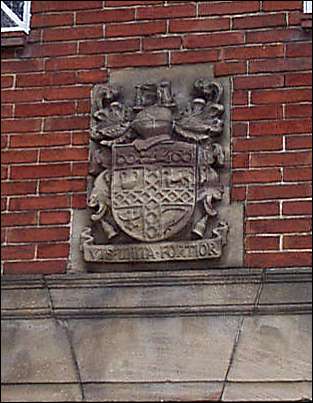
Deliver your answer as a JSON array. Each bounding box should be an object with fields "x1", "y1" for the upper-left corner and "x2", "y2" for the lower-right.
[{"x1": 81, "y1": 76, "x2": 229, "y2": 264}]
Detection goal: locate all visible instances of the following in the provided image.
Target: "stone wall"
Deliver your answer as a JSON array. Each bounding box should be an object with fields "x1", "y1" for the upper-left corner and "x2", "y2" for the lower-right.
[{"x1": 1, "y1": 1, "x2": 312, "y2": 274}]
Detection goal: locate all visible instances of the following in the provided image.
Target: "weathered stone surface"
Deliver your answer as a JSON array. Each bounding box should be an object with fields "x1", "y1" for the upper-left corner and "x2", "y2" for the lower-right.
[
  {"x1": 1, "y1": 319, "x2": 79, "y2": 384},
  {"x1": 228, "y1": 315, "x2": 312, "y2": 382},
  {"x1": 222, "y1": 381, "x2": 312, "y2": 402},
  {"x1": 50, "y1": 282, "x2": 258, "y2": 311},
  {"x1": 69, "y1": 316, "x2": 240, "y2": 383},
  {"x1": 260, "y1": 282, "x2": 312, "y2": 305},
  {"x1": 1, "y1": 288, "x2": 50, "y2": 311},
  {"x1": 1, "y1": 384, "x2": 82, "y2": 402},
  {"x1": 84, "y1": 382, "x2": 223, "y2": 402}
]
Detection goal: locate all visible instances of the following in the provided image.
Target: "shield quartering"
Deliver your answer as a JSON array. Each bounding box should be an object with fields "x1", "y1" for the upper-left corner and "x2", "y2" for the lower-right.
[{"x1": 112, "y1": 142, "x2": 197, "y2": 242}]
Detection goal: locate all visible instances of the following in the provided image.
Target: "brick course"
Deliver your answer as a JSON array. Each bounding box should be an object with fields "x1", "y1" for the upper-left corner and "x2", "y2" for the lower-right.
[{"x1": 1, "y1": 1, "x2": 312, "y2": 274}]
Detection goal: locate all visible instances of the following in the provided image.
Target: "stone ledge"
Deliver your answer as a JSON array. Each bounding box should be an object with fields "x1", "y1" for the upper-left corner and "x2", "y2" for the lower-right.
[{"x1": 1, "y1": 268, "x2": 311, "y2": 319}]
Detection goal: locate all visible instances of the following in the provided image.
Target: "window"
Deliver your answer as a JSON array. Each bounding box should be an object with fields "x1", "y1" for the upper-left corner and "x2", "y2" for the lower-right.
[
  {"x1": 304, "y1": 1, "x2": 312, "y2": 13},
  {"x1": 1, "y1": 1, "x2": 31, "y2": 34}
]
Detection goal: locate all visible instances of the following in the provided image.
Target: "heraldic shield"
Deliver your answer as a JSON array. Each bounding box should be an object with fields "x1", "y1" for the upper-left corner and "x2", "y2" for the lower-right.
[{"x1": 112, "y1": 141, "x2": 197, "y2": 242}]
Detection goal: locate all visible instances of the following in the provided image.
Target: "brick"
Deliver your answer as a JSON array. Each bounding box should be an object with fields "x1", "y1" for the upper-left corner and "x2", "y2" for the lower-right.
[
  {"x1": 233, "y1": 169, "x2": 281, "y2": 184},
  {"x1": 171, "y1": 50, "x2": 219, "y2": 65},
  {"x1": 283, "y1": 201, "x2": 312, "y2": 216},
  {"x1": 215, "y1": 61, "x2": 246, "y2": 77},
  {"x1": 31, "y1": 12, "x2": 74, "y2": 28},
  {"x1": 7, "y1": 227, "x2": 70, "y2": 243},
  {"x1": 286, "y1": 135, "x2": 312, "y2": 150},
  {"x1": 286, "y1": 42, "x2": 312, "y2": 57},
  {"x1": 72, "y1": 193, "x2": 87, "y2": 208},
  {"x1": 1, "y1": 197, "x2": 7, "y2": 212},
  {"x1": 2, "y1": 181, "x2": 37, "y2": 196},
  {"x1": 1, "y1": 105, "x2": 13, "y2": 118},
  {"x1": 137, "y1": 4, "x2": 195, "y2": 19},
  {"x1": 251, "y1": 151, "x2": 312, "y2": 168},
  {"x1": 232, "y1": 105, "x2": 283, "y2": 121},
  {"x1": 16, "y1": 72, "x2": 76, "y2": 88},
  {"x1": 76, "y1": 70, "x2": 108, "y2": 84},
  {"x1": 263, "y1": 1, "x2": 302, "y2": 11},
  {"x1": 249, "y1": 119, "x2": 312, "y2": 136},
  {"x1": 106, "y1": 1, "x2": 162, "y2": 5},
  {"x1": 285, "y1": 104, "x2": 312, "y2": 118},
  {"x1": 233, "y1": 137, "x2": 283, "y2": 152},
  {"x1": 2, "y1": 245, "x2": 35, "y2": 261},
  {"x1": 284, "y1": 167, "x2": 312, "y2": 182},
  {"x1": 183, "y1": 32, "x2": 245, "y2": 49},
  {"x1": 10, "y1": 133, "x2": 71, "y2": 148},
  {"x1": 106, "y1": 21, "x2": 167, "y2": 37},
  {"x1": 43, "y1": 26, "x2": 103, "y2": 42},
  {"x1": 1, "y1": 59, "x2": 44, "y2": 73},
  {"x1": 234, "y1": 13, "x2": 286, "y2": 30},
  {"x1": 9, "y1": 195, "x2": 70, "y2": 211},
  {"x1": 233, "y1": 91, "x2": 248, "y2": 106},
  {"x1": 15, "y1": 102, "x2": 75, "y2": 117},
  {"x1": 247, "y1": 218, "x2": 312, "y2": 234},
  {"x1": 284, "y1": 235, "x2": 312, "y2": 250},
  {"x1": 39, "y1": 211, "x2": 71, "y2": 225},
  {"x1": 17, "y1": 43, "x2": 77, "y2": 58},
  {"x1": 2, "y1": 88, "x2": 44, "y2": 103},
  {"x1": 223, "y1": 44, "x2": 284, "y2": 60},
  {"x1": 40, "y1": 178, "x2": 86, "y2": 193},
  {"x1": 76, "y1": 8, "x2": 134, "y2": 24},
  {"x1": 169, "y1": 17, "x2": 230, "y2": 33},
  {"x1": 1, "y1": 135, "x2": 8, "y2": 149},
  {"x1": 232, "y1": 154, "x2": 249, "y2": 168},
  {"x1": 234, "y1": 75, "x2": 284, "y2": 90},
  {"x1": 199, "y1": 1, "x2": 260, "y2": 15},
  {"x1": 37, "y1": 243, "x2": 70, "y2": 259},
  {"x1": 43, "y1": 116, "x2": 89, "y2": 131},
  {"x1": 75, "y1": 100, "x2": 89, "y2": 114},
  {"x1": 1, "y1": 166, "x2": 8, "y2": 180},
  {"x1": 246, "y1": 236, "x2": 280, "y2": 251},
  {"x1": 246, "y1": 202, "x2": 280, "y2": 217},
  {"x1": 11, "y1": 164, "x2": 72, "y2": 180},
  {"x1": 250, "y1": 58, "x2": 312, "y2": 73},
  {"x1": 79, "y1": 39, "x2": 140, "y2": 54},
  {"x1": 1, "y1": 76, "x2": 14, "y2": 89},
  {"x1": 247, "y1": 184, "x2": 312, "y2": 200},
  {"x1": 285, "y1": 72, "x2": 312, "y2": 86},
  {"x1": 231, "y1": 186, "x2": 246, "y2": 201},
  {"x1": 44, "y1": 86, "x2": 90, "y2": 101},
  {"x1": 232, "y1": 123, "x2": 248, "y2": 137},
  {"x1": 288, "y1": 11, "x2": 304, "y2": 26},
  {"x1": 32, "y1": 1, "x2": 102, "y2": 11},
  {"x1": 2, "y1": 119, "x2": 42, "y2": 134},
  {"x1": 45, "y1": 55, "x2": 104, "y2": 71},
  {"x1": 1, "y1": 212, "x2": 37, "y2": 227},
  {"x1": 72, "y1": 162, "x2": 89, "y2": 176},
  {"x1": 107, "y1": 52, "x2": 168, "y2": 68},
  {"x1": 247, "y1": 28, "x2": 308, "y2": 44},
  {"x1": 144, "y1": 37, "x2": 182, "y2": 51},
  {"x1": 252, "y1": 89, "x2": 312, "y2": 104},
  {"x1": 3, "y1": 260, "x2": 67, "y2": 275},
  {"x1": 72, "y1": 133, "x2": 89, "y2": 146},
  {"x1": 1, "y1": 150, "x2": 37, "y2": 164},
  {"x1": 1, "y1": 229, "x2": 6, "y2": 244},
  {"x1": 246, "y1": 252, "x2": 312, "y2": 268}
]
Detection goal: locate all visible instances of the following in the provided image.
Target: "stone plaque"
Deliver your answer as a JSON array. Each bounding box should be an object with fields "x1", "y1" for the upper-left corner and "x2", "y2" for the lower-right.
[{"x1": 80, "y1": 65, "x2": 242, "y2": 271}]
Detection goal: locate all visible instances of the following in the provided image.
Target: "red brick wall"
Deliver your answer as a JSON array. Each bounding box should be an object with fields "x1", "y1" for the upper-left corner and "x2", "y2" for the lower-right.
[{"x1": 1, "y1": 1, "x2": 312, "y2": 274}]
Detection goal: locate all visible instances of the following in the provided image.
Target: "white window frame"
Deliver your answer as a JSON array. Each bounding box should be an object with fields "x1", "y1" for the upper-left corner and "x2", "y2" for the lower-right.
[
  {"x1": 304, "y1": 1, "x2": 312, "y2": 13},
  {"x1": 1, "y1": 1, "x2": 31, "y2": 34}
]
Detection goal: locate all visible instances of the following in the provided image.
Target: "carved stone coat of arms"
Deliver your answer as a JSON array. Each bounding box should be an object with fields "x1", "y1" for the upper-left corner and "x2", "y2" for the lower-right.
[{"x1": 81, "y1": 75, "x2": 229, "y2": 266}]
